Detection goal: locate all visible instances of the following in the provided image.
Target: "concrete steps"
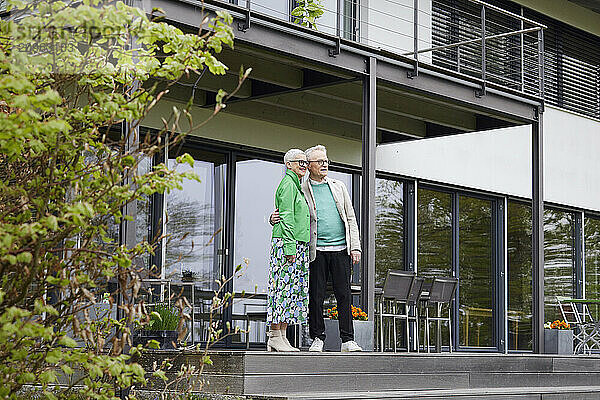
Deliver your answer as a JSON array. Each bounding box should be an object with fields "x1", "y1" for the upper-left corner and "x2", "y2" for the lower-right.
[{"x1": 141, "y1": 351, "x2": 600, "y2": 399}]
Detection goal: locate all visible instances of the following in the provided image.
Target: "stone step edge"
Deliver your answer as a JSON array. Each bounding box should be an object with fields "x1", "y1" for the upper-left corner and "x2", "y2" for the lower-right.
[{"x1": 278, "y1": 385, "x2": 600, "y2": 399}]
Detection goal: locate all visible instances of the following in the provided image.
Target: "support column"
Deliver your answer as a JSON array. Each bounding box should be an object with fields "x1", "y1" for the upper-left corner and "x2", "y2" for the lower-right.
[
  {"x1": 361, "y1": 57, "x2": 376, "y2": 322},
  {"x1": 532, "y1": 108, "x2": 544, "y2": 354}
]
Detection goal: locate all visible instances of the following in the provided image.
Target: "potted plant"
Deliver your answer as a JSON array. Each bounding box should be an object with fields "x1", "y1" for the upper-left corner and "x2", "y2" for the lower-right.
[
  {"x1": 322, "y1": 305, "x2": 374, "y2": 351},
  {"x1": 181, "y1": 269, "x2": 197, "y2": 282},
  {"x1": 133, "y1": 303, "x2": 181, "y2": 349},
  {"x1": 544, "y1": 320, "x2": 573, "y2": 354}
]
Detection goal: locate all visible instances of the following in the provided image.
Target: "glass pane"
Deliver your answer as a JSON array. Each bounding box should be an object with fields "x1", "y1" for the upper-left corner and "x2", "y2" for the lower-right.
[
  {"x1": 165, "y1": 149, "x2": 226, "y2": 288},
  {"x1": 458, "y1": 195, "x2": 493, "y2": 348},
  {"x1": 507, "y1": 201, "x2": 532, "y2": 351},
  {"x1": 238, "y1": 0, "x2": 288, "y2": 20},
  {"x1": 135, "y1": 155, "x2": 153, "y2": 271},
  {"x1": 544, "y1": 209, "x2": 575, "y2": 322},
  {"x1": 585, "y1": 216, "x2": 600, "y2": 320},
  {"x1": 417, "y1": 188, "x2": 452, "y2": 349},
  {"x1": 417, "y1": 188, "x2": 452, "y2": 278},
  {"x1": 232, "y1": 158, "x2": 286, "y2": 346},
  {"x1": 375, "y1": 178, "x2": 404, "y2": 287}
]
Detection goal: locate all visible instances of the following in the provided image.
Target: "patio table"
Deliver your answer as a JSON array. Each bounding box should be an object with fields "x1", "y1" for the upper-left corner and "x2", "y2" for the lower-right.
[{"x1": 561, "y1": 298, "x2": 600, "y2": 354}]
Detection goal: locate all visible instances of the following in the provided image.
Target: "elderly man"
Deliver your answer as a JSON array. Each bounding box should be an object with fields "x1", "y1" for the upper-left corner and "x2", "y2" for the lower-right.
[{"x1": 271, "y1": 145, "x2": 362, "y2": 352}]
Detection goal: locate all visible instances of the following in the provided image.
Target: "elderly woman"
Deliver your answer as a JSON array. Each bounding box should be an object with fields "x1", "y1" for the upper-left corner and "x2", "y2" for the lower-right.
[{"x1": 267, "y1": 148, "x2": 310, "y2": 352}]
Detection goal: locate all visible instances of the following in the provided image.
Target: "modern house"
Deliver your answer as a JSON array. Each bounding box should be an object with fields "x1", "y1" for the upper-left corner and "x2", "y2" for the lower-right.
[{"x1": 130, "y1": 0, "x2": 600, "y2": 356}]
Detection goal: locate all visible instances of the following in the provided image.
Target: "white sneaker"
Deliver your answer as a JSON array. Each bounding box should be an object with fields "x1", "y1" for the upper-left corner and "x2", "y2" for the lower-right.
[
  {"x1": 309, "y1": 337, "x2": 324, "y2": 352},
  {"x1": 341, "y1": 340, "x2": 362, "y2": 352}
]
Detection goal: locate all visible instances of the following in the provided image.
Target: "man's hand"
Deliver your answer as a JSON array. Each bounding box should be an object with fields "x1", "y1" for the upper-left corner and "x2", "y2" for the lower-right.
[
  {"x1": 269, "y1": 209, "x2": 281, "y2": 225},
  {"x1": 285, "y1": 254, "x2": 296, "y2": 264},
  {"x1": 351, "y1": 250, "x2": 361, "y2": 264}
]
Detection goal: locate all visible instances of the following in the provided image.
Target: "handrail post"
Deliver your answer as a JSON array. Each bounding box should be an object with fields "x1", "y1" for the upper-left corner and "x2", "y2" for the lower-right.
[
  {"x1": 409, "y1": 0, "x2": 419, "y2": 78},
  {"x1": 478, "y1": 4, "x2": 486, "y2": 96},
  {"x1": 238, "y1": 0, "x2": 250, "y2": 31},
  {"x1": 538, "y1": 27, "x2": 545, "y2": 106},
  {"x1": 329, "y1": 0, "x2": 342, "y2": 57}
]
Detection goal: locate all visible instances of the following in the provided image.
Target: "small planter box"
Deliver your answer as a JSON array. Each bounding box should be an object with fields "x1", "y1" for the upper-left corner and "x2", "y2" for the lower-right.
[
  {"x1": 323, "y1": 319, "x2": 374, "y2": 351},
  {"x1": 544, "y1": 328, "x2": 573, "y2": 354}
]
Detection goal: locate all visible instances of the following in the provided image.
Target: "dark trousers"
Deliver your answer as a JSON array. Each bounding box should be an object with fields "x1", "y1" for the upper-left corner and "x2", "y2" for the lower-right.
[{"x1": 309, "y1": 250, "x2": 354, "y2": 343}]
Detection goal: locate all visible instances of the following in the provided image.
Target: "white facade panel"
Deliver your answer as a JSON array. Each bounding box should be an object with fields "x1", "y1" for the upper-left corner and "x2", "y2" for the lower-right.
[
  {"x1": 377, "y1": 106, "x2": 600, "y2": 211},
  {"x1": 144, "y1": 99, "x2": 363, "y2": 167}
]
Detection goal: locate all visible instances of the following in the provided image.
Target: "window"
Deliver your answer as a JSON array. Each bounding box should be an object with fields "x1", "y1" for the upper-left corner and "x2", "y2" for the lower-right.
[
  {"x1": 164, "y1": 148, "x2": 227, "y2": 289},
  {"x1": 507, "y1": 201, "x2": 532, "y2": 351},
  {"x1": 585, "y1": 215, "x2": 600, "y2": 320},
  {"x1": 375, "y1": 178, "x2": 404, "y2": 287},
  {"x1": 544, "y1": 209, "x2": 575, "y2": 322},
  {"x1": 417, "y1": 188, "x2": 452, "y2": 278},
  {"x1": 458, "y1": 195, "x2": 494, "y2": 348}
]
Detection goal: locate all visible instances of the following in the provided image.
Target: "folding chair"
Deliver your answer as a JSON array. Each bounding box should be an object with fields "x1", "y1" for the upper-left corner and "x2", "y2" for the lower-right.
[{"x1": 376, "y1": 270, "x2": 417, "y2": 352}]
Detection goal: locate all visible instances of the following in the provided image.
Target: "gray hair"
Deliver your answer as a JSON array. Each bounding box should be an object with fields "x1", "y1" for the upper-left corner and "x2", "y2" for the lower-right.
[
  {"x1": 283, "y1": 148, "x2": 305, "y2": 164},
  {"x1": 305, "y1": 145, "x2": 327, "y2": 159}
]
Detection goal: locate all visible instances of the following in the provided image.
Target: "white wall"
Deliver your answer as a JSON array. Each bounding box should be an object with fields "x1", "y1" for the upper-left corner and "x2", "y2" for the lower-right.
[
  {"x1": 377, "y1": 106, "x2": 600, "y2": 212},
  {"x1": 142, "y1": 99, "x2": 363, "y2": 167}
]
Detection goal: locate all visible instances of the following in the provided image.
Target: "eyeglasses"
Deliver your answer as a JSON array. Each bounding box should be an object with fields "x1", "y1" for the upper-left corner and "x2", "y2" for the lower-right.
[
  {"x1": 289, "y1": 160, "x2": 309, "y2": 167},
  {"x1": 308, "y1": 159, "x2": 330, "y2": 166}
]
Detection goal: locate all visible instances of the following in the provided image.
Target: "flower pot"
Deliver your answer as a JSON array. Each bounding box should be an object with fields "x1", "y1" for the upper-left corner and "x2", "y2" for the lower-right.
[
  {"x1": 133, "y1": 330, "x2": 179, "y2": 349},
  {"x1": 544, "y1": 328, "x2": 573, "y2": 354},
  {"x1": 323, "y1": 319, "x2": 374, "y2": 351}
]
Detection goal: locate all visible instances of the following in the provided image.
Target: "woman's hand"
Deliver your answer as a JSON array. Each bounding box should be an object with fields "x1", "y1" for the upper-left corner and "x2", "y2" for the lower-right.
[
  {"x1": 285, "y1": 254, "x2": 296, "y2": 264},
  {"x1": 351, "y1": 250, "x2": 361, "y2": 264},
  {"x1": 269, "y1": 209, "x2": 280, "y2": 225}
]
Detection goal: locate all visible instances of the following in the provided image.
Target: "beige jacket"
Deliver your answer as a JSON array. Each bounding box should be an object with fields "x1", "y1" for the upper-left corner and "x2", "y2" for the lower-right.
[{"x1": 301, "y1": 177, "x2": 361, "y2": 262}]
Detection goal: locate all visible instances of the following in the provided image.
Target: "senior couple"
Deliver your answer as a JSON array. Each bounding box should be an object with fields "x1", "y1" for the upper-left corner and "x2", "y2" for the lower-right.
[{"x1": 267, "y1": 145, "x2": 362, "y2": 353}]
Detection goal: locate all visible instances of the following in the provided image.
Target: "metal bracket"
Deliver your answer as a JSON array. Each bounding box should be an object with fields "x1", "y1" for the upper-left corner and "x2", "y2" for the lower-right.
[
  {"x1": 329, "y1": 37, "x2": 341, "y2": 57},
  {"x1": 238, "y1": 4, "x2": 251, "y2": 32},
  {"x1": 475, "y1": 85, "x2": 486, "y2": 98},
  {"x1": 407, "y1": 61, "x2": 419, "y2": 79}
]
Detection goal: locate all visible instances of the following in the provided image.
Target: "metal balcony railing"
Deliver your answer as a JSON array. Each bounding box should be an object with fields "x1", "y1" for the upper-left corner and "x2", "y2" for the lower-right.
[{"x1": 227, "y1": 0, "x2": 546, "y2": 99}]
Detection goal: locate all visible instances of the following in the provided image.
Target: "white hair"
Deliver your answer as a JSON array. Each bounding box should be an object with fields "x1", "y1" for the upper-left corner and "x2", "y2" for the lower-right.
[
  {"x1": 283, "y1": 148, "x2": 305, "y2": 164},
  {"x1": 305, "y1": 145, "x2": 327, "y2": 159}
]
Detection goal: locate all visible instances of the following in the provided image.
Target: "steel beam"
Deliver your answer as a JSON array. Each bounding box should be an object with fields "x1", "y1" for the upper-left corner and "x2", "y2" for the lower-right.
[
  {"x1": 532, "y1": 108, "x2": 544, "y2": 354},
  {"x1": 361, "y1": 57, "x2": 377, "y2": 324}
]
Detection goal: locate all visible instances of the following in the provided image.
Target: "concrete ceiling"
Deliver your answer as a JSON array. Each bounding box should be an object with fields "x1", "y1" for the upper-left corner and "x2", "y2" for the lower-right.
[{"x1": 567, "y1": 0, "x2": 600, "y2": 13}]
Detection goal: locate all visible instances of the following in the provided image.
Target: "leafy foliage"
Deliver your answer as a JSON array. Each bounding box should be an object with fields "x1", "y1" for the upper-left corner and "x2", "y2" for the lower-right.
[
  {"x1": 291, "y1": 0, "x2": 324, "y2": 30},
  {"x1": 0, "y1": 0, "x2": 250, "y2": 398},
  {"x1": 146, "y1": 303, "x2": 180, "y2": 331}
]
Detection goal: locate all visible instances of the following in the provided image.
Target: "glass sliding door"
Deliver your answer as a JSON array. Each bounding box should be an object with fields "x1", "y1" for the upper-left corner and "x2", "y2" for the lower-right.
[
  {"x1": 232, "y1": 157, "x2": 285, "y2": 347},
  {"x1": 375, "y1": 178, "x2": 404, "y2": 287},
  {"x1": 165, "y1": 148, "x2": 227, "y2": 342},
  {"x1": 417, "y1": 187, "x2": 452, "y2": 348},
  {"x1": 544, "y1": 209, "x2": 575, "y2": 322},
  {"x1": 585, "y1": 216, "x2": 600, "y2": 320},
  {"x1": 507, "y1": 201, "x2": 533, "y2": 351},
  {"x1": 458, "y1": 195, "x2": 494, "y2": 348}
]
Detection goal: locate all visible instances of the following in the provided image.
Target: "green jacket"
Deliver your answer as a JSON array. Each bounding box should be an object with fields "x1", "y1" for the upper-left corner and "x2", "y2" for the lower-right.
[{"x1": 272, "y1": 170, "x2": 310, "y2": 255}]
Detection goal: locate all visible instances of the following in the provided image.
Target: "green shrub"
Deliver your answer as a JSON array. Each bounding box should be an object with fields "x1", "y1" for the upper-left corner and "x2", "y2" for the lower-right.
[{"x1": 147, "y1": 303, "x2": 181, "y2": 331}]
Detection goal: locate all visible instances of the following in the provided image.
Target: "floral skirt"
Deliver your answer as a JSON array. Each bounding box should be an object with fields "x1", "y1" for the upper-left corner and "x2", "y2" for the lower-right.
[{"x1": 267, "y1": 238, "x2": 309, "y2": 325}]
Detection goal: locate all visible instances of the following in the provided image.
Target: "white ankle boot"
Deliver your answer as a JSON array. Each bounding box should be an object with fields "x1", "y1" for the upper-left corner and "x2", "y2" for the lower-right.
[{"x1": 267, "y1": 329, "x2": 300, "y2": 352}]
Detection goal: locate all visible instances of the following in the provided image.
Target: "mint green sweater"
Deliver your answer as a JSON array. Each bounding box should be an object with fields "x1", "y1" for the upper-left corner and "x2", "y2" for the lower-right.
[{"x1": 311, "y1": 182, "x2": 346, "y2": 247}]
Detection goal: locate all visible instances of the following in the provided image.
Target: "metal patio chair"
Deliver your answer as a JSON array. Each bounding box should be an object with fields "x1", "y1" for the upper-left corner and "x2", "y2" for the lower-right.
[
  {"x1": 557, "y1": 297, "x2": 600, "y2": 354},
  {"x1": 421, "y1": 276, "x2": 458, "y2": 353},
  {"x1": 376, "y1": 270, "x2": 421, "y2": 352}
]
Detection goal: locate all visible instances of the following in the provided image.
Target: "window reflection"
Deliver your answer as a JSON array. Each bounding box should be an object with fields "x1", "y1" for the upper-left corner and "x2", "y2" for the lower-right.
[
  {"x1": 417, "y1": 188, "x2": 452, "y2": 278},
  {"x1": 165, "y1": 149, "x2": 226, "y2": 290},
  {"x1": 507, "y1": 201, "x2": 532, "y2": 351},
  {"x1": 458, "y1": 195, "x2": 493, "y2": 348},
  {"x1": 375, "y1": 178, "x2": 404, "y2": 287},
  {"x1": 585, "y1": 216, "x2": 600, "y2": 320},
  {"x1": 417, "y1": 187, "x2": 452, "y2": 348},
  {"x1": 544, "y1": 209, "x2": 575, "y2": 322}
]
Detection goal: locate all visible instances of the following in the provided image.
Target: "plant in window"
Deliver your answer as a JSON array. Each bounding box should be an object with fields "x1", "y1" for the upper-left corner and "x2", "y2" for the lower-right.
[{"x1": 292, "y1": 0, "x2": 325, "y2": 30}]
